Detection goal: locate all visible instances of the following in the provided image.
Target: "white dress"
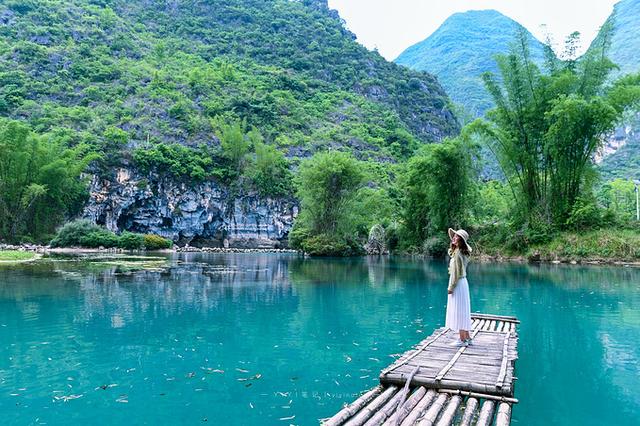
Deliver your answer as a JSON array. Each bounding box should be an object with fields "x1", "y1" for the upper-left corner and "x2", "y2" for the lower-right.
[{"x1": 445, "y1": 275, "x2": 472, "y2": 331}]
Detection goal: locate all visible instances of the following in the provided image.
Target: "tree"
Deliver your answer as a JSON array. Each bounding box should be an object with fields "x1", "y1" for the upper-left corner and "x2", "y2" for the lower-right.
[
  {"x1": 400, "y1": 137, "x2": 474, "y2": 250},
  {"x1": 0, "y1": 120, "x2": 97, "y2": 241},
  {"x1": 249, "y1": 140, "x2": 292, "y2": 197},
  {"x1": 291, "y1": 151, "x2": 368, "y2": 255},
  {"x1": 470, "y1": 27, "x2": 640, "y2": 227}
]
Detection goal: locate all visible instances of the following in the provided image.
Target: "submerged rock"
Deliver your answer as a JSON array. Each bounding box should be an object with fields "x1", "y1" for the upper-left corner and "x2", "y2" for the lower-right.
[{"x1": 82, "y1": 168, "x2": 298, "y2": 248}]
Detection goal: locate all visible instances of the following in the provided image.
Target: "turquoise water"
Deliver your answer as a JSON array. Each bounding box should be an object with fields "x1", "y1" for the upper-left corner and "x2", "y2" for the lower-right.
[{"x1": 0, "y1": 254, "x2": 638, "y2": 425}]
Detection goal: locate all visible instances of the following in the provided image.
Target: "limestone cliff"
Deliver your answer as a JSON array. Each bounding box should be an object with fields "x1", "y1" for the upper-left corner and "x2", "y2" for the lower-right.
[{"x1": 82, "y1": 168, "x2": 297, "y2": 248}]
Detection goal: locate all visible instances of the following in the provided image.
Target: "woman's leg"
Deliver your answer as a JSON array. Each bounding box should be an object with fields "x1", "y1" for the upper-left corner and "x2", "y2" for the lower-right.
[{"x1": 458, "y1": 330, "x2": 465, "y2": 341}]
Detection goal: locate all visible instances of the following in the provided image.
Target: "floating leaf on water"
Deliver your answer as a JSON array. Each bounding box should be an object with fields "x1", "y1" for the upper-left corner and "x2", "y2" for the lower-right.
[
  {"x1": 54, "y1": 394, "x2": 83, "y2": 402},
  {"x1": 279, "y1": 415, "x2": 295, "y2": 421},
  {"x1": 249, "y1": 402, "x2": 254, "y2": 409}
]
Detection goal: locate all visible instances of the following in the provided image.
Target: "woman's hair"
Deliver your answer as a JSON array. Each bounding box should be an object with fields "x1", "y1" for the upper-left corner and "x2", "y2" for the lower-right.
[{"x1": 451, "y1": 237, "x2": 471, "y2": 256}]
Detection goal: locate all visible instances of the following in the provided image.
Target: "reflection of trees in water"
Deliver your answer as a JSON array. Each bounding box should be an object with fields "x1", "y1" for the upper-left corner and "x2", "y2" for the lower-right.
[
  {"x1": 72, "y1": 254, "x2": 297, "y2": 324},
  {"x1": 288, "y1": 255, "x2": 446, "y2": 289}
]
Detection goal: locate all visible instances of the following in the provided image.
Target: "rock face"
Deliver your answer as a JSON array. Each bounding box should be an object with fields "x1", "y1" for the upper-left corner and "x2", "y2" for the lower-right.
[{"x1": 82, "y1": 168, "x2": 298, "y2": 248}]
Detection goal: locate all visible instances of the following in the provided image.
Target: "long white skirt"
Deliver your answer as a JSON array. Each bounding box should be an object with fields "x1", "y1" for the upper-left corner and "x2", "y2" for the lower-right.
[{"x1": 445, "y1": 277, "x2": 472, "y2": 331}]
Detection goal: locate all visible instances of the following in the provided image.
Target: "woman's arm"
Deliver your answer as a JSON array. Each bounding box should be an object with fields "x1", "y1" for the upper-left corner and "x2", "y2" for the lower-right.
[{"x1": 447, "y1": 251, "x2": 463, "y2": 293}]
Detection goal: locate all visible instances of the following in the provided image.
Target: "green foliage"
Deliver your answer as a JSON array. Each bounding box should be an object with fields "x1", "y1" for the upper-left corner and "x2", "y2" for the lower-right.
[
  {"x1": 291, "y1": 151, "x2": 390, "y2": 255},
  {"x1": 0, "y1": 119, "x2": 96, "y2": 242},
  {"x1": 0, "y1": 0, "x2": 457, "y2": 174},
  {"x1": 597, "y1": 178, "x2": 638, "y2": 221},
  {"x1": 249, "y1": 140, "x2": 292, "y2": 197},
  {"x1": 294, "y1": 151, "x2": 366, "y2": 236},
  {"x1": 565, "y1": 196, "x2": 603, "y2": 230},
  {"x1": 471, "y1": 180, "x2": 513, "y2": 225},
  {"x1": 50, "y1": 219, "x2": 103, "y2": 247},
  {"x1": 294, "y1": 233, "x2": 362, "y2": 257},
  {"x1": 470, "y1": 28, "x2": 640, "y2": 228},
  {"x1": 50, "y1": 219, "x2": 170, "y2": 250},
  {"x1": 132, "y1": 143, "x2": 214, "y2": 181},
  {"x1": 143, "y1": 234, "x2": 173, "y2": 250},
  {"x1": 399, "y1": 137, "x2": 474, "y2": 252},
  {"x1": 117, "y1": 232, "x2": 144, "y2": 250}
]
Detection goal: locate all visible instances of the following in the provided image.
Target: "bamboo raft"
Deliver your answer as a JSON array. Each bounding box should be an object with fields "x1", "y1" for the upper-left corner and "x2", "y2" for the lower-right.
[{"x1": 322, "y1": 313, "x2": 520, "y2": 426}]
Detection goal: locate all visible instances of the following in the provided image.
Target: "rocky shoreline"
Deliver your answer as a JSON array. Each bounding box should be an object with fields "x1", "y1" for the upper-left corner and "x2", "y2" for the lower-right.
[{"x1": 0, "y1": 243, "x2": 299, "y2": 255}]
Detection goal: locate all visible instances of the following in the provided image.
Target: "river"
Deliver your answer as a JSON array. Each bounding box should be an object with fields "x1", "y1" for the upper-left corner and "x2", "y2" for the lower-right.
[{"x1": 0, "y1": 253, "x2": 637, "y2": 425}]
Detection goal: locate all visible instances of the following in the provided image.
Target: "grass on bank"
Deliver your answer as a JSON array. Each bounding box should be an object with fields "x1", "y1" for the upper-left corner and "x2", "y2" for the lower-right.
[
  {"x1": 474, "y1": 226, "x2": 640, "y2": 262},
  {"x1": 0, "y1": 250, "x2": 38, "y2": 261}
]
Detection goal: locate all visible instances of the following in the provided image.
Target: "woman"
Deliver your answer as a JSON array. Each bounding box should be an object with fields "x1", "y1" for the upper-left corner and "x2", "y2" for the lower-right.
[{"x1": 445, "y1": 228, "x2": 473, "y2": 347}]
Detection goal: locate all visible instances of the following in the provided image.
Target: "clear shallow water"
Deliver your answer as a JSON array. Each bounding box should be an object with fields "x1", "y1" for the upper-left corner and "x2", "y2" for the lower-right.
[{"x1": 0, "y1": 254, "x2": 638, "y2": 425}]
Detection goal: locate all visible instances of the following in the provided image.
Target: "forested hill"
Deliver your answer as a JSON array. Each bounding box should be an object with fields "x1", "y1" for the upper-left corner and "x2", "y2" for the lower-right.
[
  {"x1": 395, "y1": 9, "x2": 545, "y2": 118},
  {"x1": 0, "y1": 0, "x2": 458, "y2": 166},
  {"x1": 588, "y1": 0, "x2": 640, "y2": 75},
  {"x1": 591, "y1": 0, "x2": 640, "y2": 180}
]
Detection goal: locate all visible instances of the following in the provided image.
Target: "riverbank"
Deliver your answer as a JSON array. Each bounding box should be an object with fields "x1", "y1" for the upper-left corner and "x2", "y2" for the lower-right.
[{"x1": 471, "y1": 227, "x2": 640, "y2": 267}]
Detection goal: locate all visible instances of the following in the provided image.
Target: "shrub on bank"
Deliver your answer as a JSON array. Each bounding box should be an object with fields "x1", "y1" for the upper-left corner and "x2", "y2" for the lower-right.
[
  {"x1": 50, "y1": 220, "x2": 172, "y2": 250},
  {"x1": 50, "y1": 220, "x2": 102, "y2": 247},
  {"x1": 143, "y1": 234, "x2": 173, "y2": 250}
]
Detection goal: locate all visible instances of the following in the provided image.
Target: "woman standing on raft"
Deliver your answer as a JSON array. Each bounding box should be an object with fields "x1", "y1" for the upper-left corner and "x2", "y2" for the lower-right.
[{"x1": 445, "y1": 228, "x2": 473, "y2": 347}]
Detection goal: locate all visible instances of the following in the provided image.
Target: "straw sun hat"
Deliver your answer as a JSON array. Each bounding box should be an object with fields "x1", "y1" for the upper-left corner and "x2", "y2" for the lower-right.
[{"x1": 448, "y1": 228, "x2": 472, "y2": 253}]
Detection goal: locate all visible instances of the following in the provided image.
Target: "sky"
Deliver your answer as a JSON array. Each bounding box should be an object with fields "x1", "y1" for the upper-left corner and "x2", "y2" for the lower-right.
[{"x1": 327, "y1": 0, "x2": 619, "y2": 60}]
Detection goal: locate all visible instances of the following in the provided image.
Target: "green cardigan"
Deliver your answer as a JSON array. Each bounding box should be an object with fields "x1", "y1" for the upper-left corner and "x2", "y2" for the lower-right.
[{"x1": 447, "y1": 248, "x2": 469, "y2": 292}]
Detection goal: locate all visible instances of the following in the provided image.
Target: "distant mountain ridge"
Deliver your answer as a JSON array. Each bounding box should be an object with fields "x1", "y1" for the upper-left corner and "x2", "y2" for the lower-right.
[
  {"x1": 395, "y1": 9, "x2": 546, "y2": 117},
  {"x1": 590, "y1": 0, "x2": 640, "y2": 180}
]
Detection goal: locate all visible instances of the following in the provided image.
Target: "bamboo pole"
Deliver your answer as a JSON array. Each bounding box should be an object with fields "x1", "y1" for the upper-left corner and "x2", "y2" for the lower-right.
[
  {"x1": 437, "y1": 389, "x2": 518, "y2": 404},
  {"x1": 364, "y1": 388, "x2": 412, "y2": 426},
  {"x1": 366, "y1": 365, "x2": 420, "y2": 426},
  {"x1": 495, "y1": 402, "x2": 512, "y2": 426},
  {"x1": 471, "y1": 313, "x2": 520, "y2": 323},
  {"x1": 416, "y1": 393, "x2": 449, "y2": 426},
  {"x1": 399, "y1": 390, "x2": 437, "y2": 426},
  {"x1": 458, "y1": 397, "x2": 479, "y2": 426},
  {"x1": 384, "y1": 387, "x2": 427, "y2": 426},
  {"x1": 434, "y1": 395, "x2": 462, "y2": 426},
  {"x1": 382, "y1": 374, "x2": 513, "y2": 397},
  {"x1": 323, "y1": 386, "x2": 384, "y2": 426},
  {"x1": 496, "y1": 331, "x2": 511, "y2": 388},
  {"x1": 475, "y1": 400, "x2": 496, "y2": 426},
  {"x1": 344, "y1": 386, "x2": 399, "y2": 426}
]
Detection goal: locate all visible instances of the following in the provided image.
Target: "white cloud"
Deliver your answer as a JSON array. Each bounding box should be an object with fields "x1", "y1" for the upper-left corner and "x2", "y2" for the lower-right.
[{"x1": 327, "y1": 0, "x2": 618, "y2": 60}]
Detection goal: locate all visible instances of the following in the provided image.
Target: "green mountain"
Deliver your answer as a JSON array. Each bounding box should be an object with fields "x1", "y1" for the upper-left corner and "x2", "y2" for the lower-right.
[
  {"x1": 591, "y1": 0, "x2": 640, "y2": 180},
  {"x1": 0, "y1": 0, "x2": 458, "y2": 169},
  {"x1": 395, "y1": 9, "x2": 545, "y2": 117},
  {"x1": 589, "y1": 0, "x2": 640, "y2": 75}
]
